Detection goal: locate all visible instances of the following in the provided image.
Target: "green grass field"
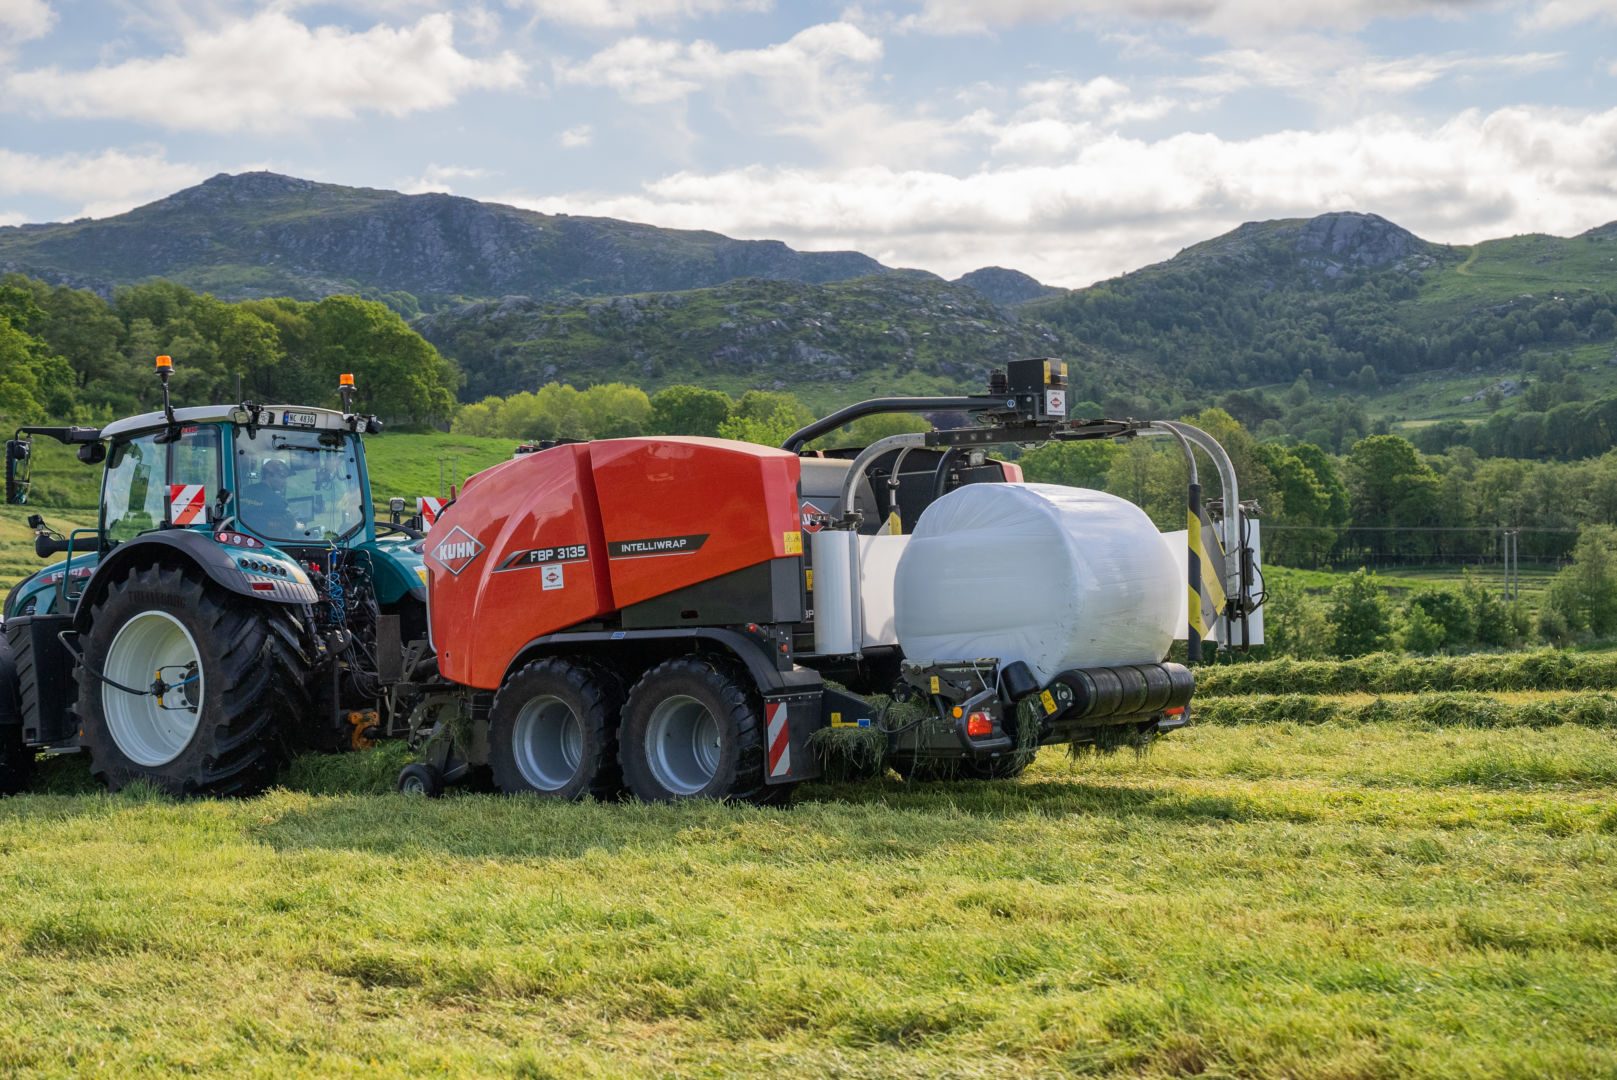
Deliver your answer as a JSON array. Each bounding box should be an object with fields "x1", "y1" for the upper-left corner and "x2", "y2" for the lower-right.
[
  {"x1": 9, "y1": 431, "x2": 516, "y2": 513},
  {"x1": 2, "y1": 692, "x2": 1614, "y2": 1077}
]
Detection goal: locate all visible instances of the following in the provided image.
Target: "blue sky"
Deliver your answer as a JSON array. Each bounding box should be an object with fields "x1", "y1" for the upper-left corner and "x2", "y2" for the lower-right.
[{"x1": 1, "y1": 0, "x2": 1614, "y2": 285}]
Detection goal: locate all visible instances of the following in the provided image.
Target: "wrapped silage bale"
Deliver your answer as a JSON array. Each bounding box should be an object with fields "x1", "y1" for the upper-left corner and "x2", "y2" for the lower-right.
[{"x1": 892, "y1": 483, "x2": 1181, "y2": 683}]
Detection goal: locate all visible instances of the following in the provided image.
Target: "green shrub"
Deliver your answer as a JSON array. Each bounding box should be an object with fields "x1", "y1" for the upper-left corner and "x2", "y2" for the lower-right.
[
  {"x1": 1407, "y1": 587, "x2": 1476, "y2": 649},
  {"x1": 1399, "y1": 604, "x2": 1445, "y2": 654},
  {"x1": 1327, "y1": 569, "x2": 1392, "y2": 657},
  {"x1": 1257, "y1": 572, "x2": 1332, "y2": 659},
  {"x1": 1463, "y1": 570, "x2": 1515, "y2": 647},
  {"x1": 1542, "y1": 526, "x2": 1617, "y2": 638}
]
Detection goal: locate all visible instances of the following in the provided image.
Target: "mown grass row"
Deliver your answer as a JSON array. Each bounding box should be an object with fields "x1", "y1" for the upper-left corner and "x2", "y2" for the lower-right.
[
  {"x1": 1195, "y1": 648, "x2": 1617, "y2": 697},
  {"x1": 1195, "y1": 689, "x2": 1617, "y2": 730}
]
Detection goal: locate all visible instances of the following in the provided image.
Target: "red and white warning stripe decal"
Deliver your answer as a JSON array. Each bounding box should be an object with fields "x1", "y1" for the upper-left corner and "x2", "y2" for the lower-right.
[
  {"x1": 417, "y1": 497, "x2": 446, "y2": 530},
  {"x1": 766, "y1": 701, "x2": 791, "y2": 778},
  {"x1": 169, "y1": 484, "x2": 206, "y2": 526}
]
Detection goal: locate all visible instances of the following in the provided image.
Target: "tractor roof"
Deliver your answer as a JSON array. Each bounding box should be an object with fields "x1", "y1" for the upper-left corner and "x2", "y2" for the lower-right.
[{"x1": 100, "y1": 406, "x2": 351, "y2": 439}]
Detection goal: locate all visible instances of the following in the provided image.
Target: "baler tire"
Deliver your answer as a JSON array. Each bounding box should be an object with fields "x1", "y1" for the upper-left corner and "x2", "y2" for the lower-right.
[
  {"x1": 618, "y1": 656, "x2": 777, "y2": 804},
  {"x1": 78, "y1": 565, "x2": 308, "y2": 798},
  {"x1": 0, "y1": 637, "x2": 33, "y2": 796},
  {"x1": 397, "y1": 763, "x2": 444, "y2": 797},
  {"x1": 488, "y1": 657, "x2": 623, "y2": 800}
]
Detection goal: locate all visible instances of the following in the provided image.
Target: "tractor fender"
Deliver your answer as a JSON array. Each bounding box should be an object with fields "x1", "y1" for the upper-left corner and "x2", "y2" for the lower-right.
[
  {"x1": 72, "y1": 531, "x2": 316, "y2": 630},
  {"x1": 508, "y1": 627, "x2": 823, "y2": 696}
]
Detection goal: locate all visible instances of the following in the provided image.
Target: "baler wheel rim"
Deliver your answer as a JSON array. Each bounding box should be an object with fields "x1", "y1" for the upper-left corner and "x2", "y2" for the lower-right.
[
  {"x1": 511, "y1": 694, "x2": 585, "y2": 792},
  {"x1": 645, "y1": 694, "x2": 721, "y2": 796}
]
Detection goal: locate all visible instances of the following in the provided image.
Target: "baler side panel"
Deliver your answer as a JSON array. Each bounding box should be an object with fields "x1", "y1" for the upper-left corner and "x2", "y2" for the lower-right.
[
  {"x1": 429, "y1": 444, "x2": 614, "y2": 689},
  {"x1": 588, "y1": 438, "x2": 802, "y2": 610}
]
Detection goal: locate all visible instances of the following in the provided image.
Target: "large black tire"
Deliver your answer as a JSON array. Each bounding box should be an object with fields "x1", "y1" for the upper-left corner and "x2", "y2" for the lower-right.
[
  {"x1": 618, "y1": 656, "x2": 787, "y2": 804},
  {"x1": 0, "y1": 636, "x2": 33, "y2": 796},
  {"x1": 78, "y1": 565, "x2": 309, "y2": 797},
  {"x1": 488, "y1": 657, "x2": 624, "y2": 800}
]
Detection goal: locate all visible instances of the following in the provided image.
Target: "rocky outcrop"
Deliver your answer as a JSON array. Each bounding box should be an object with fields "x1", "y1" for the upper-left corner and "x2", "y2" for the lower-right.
[{"x1": 953, "y1": 266, "x2": 1063, "y2": 307}]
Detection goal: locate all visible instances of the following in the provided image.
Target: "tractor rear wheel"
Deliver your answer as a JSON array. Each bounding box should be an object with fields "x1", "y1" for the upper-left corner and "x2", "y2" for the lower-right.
[
  {"x1": 488, "y1": 658, "x2": 623, "y2": 800},
  {"x1": 618, "y1": 656, "x2": 786, "y2": 804},
  {"x1": 78, "y1": 565, "x2": 309, "y2": 797},
  {"x1": 0, "y1": 637, "x2": 32, "y2": 796}
]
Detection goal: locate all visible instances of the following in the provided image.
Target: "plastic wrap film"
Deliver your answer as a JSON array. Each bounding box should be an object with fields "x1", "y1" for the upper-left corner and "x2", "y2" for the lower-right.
[
  {"x1": 811, "y1": 530, "x2": 858, "y2": 656},
  {"x1": 892, "y1": 483, "x2": 1181, "y2": 683}
]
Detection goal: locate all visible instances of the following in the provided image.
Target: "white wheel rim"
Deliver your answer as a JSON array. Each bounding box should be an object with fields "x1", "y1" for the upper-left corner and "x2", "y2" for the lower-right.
[
  {"x1": 101, "y1": 610, "x2": 204, "y2": 767},
  {"x1": 646, "y1": 694, "x2": 720, "y2": 796},
  {"x1": 512, "y1": 694, "x2": 583, "y2": 791}
]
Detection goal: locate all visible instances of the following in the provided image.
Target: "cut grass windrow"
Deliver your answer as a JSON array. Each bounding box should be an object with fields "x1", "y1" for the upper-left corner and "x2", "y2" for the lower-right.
[
  {"x1": 1195, "y1": 649, "x2": 1617, "y2": 697},
  {"x1": 1194, "y1": 689, "x2": 1617, "y2": 730}
]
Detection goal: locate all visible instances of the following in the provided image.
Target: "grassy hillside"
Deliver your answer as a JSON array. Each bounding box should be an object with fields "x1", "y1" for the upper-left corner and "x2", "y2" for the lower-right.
[
  {"x1": 413, "y1": 275, "x2": 1133, "y2": 411},
  {"x1": 3, "y1": 705, "x2": 1615, "y2": 1076}
]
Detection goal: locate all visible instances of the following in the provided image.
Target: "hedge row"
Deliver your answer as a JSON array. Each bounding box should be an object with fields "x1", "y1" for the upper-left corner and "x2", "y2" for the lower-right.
[
  {"x1": 1194, "y1": 691, "x2": 1617, "y2": 730},
  {"x1": 1194, "y1": 650, "x2": 1617, "y2": 697}
]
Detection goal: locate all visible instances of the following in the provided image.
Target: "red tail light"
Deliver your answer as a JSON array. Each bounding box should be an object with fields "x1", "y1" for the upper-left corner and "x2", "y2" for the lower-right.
[{"x1": 966, "y1": 711, "x2": 993, "y2": 737}]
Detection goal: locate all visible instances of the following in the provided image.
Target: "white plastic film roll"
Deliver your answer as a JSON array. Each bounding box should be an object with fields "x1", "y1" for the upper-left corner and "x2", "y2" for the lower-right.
[{"x1": 811, "y1": 529, "x2": 859, "y2": 656}]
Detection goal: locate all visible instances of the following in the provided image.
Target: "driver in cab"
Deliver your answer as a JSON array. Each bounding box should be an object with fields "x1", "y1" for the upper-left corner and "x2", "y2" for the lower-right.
[{"x1": 243, "y1": 458, "x2": 298, "y2": 537}]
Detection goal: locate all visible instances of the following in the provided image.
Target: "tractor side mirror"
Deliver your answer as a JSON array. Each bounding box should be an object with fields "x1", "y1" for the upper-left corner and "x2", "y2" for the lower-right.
[{"x1": 5, "y1": 438, "x2": 31, "y2": 504}]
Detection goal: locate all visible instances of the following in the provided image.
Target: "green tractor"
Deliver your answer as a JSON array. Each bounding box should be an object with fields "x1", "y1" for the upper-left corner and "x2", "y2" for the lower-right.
[{"x1": 0, "y1": 357, "x2": 430, "y2": 796}]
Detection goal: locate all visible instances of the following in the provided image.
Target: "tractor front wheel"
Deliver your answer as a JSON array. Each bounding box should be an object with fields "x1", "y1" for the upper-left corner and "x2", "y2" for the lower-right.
[
  {"x1": 78, "y1": 565, "x2": 309, "y2": 797},
  {"x1": 618, "y1": 656, "x2": 787, "y2": 804}
]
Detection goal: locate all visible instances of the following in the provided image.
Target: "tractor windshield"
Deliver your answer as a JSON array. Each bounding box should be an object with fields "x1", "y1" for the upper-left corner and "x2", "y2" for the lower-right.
[{"x1": 233, "y1": 428, "x2": 365, "y2": 544}]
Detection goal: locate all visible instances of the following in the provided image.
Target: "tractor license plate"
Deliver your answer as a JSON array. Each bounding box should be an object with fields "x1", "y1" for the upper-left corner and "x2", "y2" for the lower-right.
[{"x1": 281, "y1": 411, "x2": 317, "y2": 427}]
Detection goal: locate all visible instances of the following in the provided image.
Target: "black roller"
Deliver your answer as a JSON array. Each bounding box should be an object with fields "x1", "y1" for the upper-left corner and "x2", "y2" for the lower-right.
[{"x1": 1053, "y1": 662, "x2": 1194, "y2": 722}]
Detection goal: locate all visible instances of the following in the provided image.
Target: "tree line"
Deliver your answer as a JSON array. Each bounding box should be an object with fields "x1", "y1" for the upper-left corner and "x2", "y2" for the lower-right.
[{"x1": 0, "y1": 276, "x2": 459, "y2": 426}]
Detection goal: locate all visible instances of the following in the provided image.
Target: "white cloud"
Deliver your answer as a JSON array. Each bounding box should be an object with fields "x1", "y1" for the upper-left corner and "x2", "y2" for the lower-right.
[
  {"x1": 399, "y1": 164, "x2": 490, "y2": 195},
  {"x1": 1193, "y1": 40, "x2": 1564, "y2": 105},
  {"x1": 512, "y1": 0, "x2": 771, "y2": 28},
  {"x1": 560, "y1": 124, "x2": 594, "y2": 147},
  {"x1": 504, "y1": 104, "x2": 1617, "y2": 286},
  {"x1": 554, "y1": 22, "x2": 946, "y2": 164},
  {"x1": 0, "y1": 148, "x2": 210, "y2": 220},
  {"x1": 556, "y1": 21, "x2": 882, "y2": 105},
  {"x1": 1521, "y1": 0, "x2": 1616, "y2": 30},
  {"x1": 6, "y1": 12, "x2": 524, "y2": 133},
  {"x1": 0, "y1": 0, "x2": 52, "y2": 45},
  {"x1": 901, "y1": 0, "x2": 1499, "y2": 38}
]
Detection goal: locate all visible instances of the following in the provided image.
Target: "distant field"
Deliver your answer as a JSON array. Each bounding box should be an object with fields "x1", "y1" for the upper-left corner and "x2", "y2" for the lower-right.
[
  {"x1": 2, "y1": 702, "x2": 1614, "y2": 1077},
  {"x1": 9, "y1": 430, "x2": 516, "y2": 513}
]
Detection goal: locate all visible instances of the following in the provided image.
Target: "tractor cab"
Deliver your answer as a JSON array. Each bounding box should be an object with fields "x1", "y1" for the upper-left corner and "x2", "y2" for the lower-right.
[{"x1": 1, "y1": 358, "x2": 430, "y2": 795}]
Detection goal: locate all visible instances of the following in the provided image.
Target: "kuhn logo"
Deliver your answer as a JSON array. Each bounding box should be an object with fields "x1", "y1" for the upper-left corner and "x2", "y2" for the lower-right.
[{"x1": 429, "y1": 526, "x2": 485, "y2": 576}]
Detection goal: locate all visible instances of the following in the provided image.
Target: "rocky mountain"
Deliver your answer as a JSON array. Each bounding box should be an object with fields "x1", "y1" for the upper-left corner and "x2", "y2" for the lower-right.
[
  {"x1": 952, "y1": 266, "x2": 1064, "y2": 306},
  {"x1": 0, "y1": 172, "x2": 893, "y2": 303}
]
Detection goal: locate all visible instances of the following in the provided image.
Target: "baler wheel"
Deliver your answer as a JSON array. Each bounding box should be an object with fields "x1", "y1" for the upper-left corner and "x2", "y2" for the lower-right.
[
  {"x1": 0, "y1": 637, "x2": 32, "y2": 796},
  {"x1": 397, "y1": 763, "x2": 445, "y2": 797},
  {"x1": 78, "y1": 565, "x2": 309, "y2": 797},
  {"x1": 618, "y1": 657, "x2": 779, "y2": 804},
  {"x1": 488, "y1": 658, "x2": 624, "y2": 800}
]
